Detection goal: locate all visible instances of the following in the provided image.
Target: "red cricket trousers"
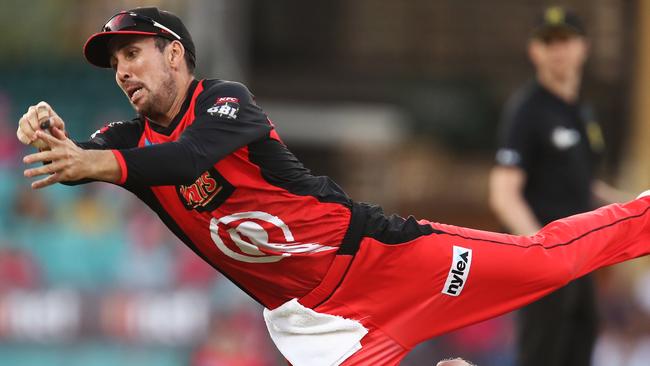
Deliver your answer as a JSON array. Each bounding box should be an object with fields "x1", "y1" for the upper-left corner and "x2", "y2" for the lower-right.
[{"x1": 297, "y1": 197, "x2": 650, "y2": 365}]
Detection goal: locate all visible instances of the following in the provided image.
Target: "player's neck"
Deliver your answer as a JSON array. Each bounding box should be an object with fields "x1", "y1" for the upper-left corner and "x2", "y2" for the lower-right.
[
  {"x1": 537, "y1": 71, "x2": 581, "y2": 104},
  {"x1": 155, "y1": 75, "x2": 195, "y2": 127}
]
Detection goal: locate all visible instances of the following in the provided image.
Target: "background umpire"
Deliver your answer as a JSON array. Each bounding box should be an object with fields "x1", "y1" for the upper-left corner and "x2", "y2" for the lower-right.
[{"x1": 489, "y1": 6, "x2": 628, "y2": 366}]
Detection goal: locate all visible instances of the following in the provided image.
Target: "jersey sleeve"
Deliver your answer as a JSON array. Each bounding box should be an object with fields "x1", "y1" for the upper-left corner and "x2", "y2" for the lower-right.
[
  {"x1": 115, "y1": 81, "x2": 272, "y2": 187},
  {"x1": 494, "y1": 97, "x2": 537, "y2": 171},
  {"x1": 60, "y1": 118, "x2": 142, "y2": 186},
  {"x1": 74, "y1": 118, "x2": 143, "y2": 150}
]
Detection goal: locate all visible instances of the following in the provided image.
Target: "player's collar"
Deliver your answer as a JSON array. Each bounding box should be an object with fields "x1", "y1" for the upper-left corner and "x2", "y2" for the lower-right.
[{"x1": 147, "y1": 79, "x2": 199, "y2": 136}]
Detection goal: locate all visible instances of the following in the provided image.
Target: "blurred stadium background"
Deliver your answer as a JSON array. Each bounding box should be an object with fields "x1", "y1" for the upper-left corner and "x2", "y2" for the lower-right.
[{"x1": 2, "y1": 0, "x2": 650, "y2": 365}]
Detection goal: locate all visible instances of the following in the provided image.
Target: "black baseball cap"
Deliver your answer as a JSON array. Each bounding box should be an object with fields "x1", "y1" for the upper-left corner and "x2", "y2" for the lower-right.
[
  {"x1": 532, "y1": 6, "x2": 586, "y2": 40},
  {"x1": 84, "y1": 7, "x2": 196, "y2": 68}
]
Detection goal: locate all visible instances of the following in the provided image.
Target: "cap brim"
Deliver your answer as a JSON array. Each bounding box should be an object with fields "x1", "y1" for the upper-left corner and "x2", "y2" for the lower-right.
[{"x1": 84, "y1": 31, "x2": 157, "y2": 68}]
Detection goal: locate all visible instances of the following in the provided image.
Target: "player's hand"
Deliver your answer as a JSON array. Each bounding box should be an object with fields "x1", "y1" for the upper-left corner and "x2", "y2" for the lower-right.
[
  {"x1": 22, "y1": 127, "x2": 88, "y2": 189},
  {"x1": 17, "y1": 101, "x2": 67, "y2": 149}
]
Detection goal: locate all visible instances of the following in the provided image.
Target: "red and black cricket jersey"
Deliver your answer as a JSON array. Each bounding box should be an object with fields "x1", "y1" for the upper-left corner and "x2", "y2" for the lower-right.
[{"x1": 76, "y1": 79, "x2": 361, "y2": 308}]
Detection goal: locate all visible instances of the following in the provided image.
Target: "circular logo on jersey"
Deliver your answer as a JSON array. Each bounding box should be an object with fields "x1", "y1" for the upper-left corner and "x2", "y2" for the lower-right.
[{"x1": 209, "y1": 211, "x2": 336, "y2": 263}]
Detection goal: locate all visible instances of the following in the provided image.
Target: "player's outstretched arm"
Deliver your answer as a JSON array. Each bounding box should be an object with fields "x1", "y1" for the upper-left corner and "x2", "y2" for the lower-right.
[
  {"x1": 109, "y1": 82, "x2": 272, "y2": 187},
  {"x1": 22, "y1": 128, "x2": 121, "y2": 189}
]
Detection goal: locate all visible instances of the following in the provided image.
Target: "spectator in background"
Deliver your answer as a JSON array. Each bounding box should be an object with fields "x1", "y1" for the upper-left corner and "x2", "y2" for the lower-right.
[
  {"x1": 489, "y1": 6, "x2": 628, "y2": 366},
  {"x1": 191, "y1": 307, "x2": 276, "y2": 366},
  {"x1": 12, "y1": 187, "x2": 50, "y2": 223},
  {"x1": 117, "y1": 200, "x2": 175, "y2": 290},
  {"x1": 0, "y1": 92, "x2": 22, "y2": 167},
  {"x1": 0, "y1": 246, "x2": 40, "y2": 290}
]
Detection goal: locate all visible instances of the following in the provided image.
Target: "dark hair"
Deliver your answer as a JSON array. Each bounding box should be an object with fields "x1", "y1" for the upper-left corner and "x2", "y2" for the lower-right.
[{"x1": 154, "y1": 37, "x2": 196, "y2": 73}]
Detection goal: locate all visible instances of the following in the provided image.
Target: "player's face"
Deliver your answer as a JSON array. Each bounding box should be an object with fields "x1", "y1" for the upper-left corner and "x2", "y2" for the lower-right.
[
  {"x1": 109, "y1": 36, "x2": 177, "y2": 118},
  {"x1": 529, "y1": 33, "x2": 588, "y2": 81}
]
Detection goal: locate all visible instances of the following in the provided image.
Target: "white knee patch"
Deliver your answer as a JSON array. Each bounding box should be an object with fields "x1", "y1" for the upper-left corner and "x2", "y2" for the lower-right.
[{"x1": 263, "y1": 299, "x2": 368, "y2": 366}]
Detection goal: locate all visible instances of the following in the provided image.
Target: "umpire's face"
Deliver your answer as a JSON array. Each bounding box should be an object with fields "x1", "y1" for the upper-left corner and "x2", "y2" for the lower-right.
[
  {"x1": 108, "y1": 35, "x2": 181, "y2": 119},
  {"x1": 528, "y1": 32, "x2": 589, "y2": 82}
]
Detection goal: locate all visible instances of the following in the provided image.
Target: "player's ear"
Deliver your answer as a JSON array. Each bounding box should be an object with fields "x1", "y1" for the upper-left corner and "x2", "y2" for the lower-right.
[
  {"x1": 168, "y1": 40, "x2": 185, "y2": 70},
  {"x1": 528, "y1": 39, "x2": 542, "y2": 66},
  {"x1": 578, "y1": 37, "x2": 590, "y2": 61}
]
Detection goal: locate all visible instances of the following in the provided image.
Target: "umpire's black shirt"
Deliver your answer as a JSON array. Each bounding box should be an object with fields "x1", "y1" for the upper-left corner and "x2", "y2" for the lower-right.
[{"x1": 495, "y1": 80, "x2": 604, "y2": 225}]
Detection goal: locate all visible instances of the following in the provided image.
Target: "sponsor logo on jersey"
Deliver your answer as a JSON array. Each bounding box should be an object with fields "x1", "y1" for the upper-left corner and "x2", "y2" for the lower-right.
[
  {"x1": 209, "y1": 211, "x2": 337, "y2": 263},
  {"x1": 551, "y1": 126, "x2": 580, "y2": 150},
  {"x1": 91, "y1": 121, "x2": 124, "y2": 139},
  {"x1": 207, "y1": 97, "x2": 240, "y2": 119},
  {"x1": 176, "y1": 167, "x2": 234, "y2": 212},
  {"x1": 442, "y1": 246, "x2": 472, "y2": 296},
  {"x1": 216, "y1": 97, "x2": 239, "y2": 104}
]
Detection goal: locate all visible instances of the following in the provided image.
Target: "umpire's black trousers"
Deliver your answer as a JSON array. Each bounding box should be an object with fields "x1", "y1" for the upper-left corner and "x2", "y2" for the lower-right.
[{"x1": 516, "y1": 275, "x2": 598, "y2": 366}]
